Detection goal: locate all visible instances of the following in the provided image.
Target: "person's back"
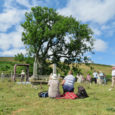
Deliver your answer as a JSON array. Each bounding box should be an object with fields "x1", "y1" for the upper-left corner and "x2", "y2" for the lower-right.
[
  {"x1": 61, "y1": 70, "x2": 75, "y2": 93},
  {"x1": 86, "y1": 74, "x2": 91, "y2": 81},
  {"x1": 93, "y1": 72, "x2": 97, "y2": 78},
  {"x1": 64, "y1": 74, "x2": 75, "y2": 87},
  {"x1": 48, "y1": 74, "x2": 60, "y2": 98},
  {"x1": 99, "y1": 71, "x2": 104, "y2": 84},
  {"x1": 99, "y1": 71, "x2": 104, "y2": 78}
]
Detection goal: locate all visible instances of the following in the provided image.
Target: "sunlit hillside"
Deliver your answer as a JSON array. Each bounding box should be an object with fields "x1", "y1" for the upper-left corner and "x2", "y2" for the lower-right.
[{"x1": 0, "y1": 57, "x2": 112, "y2": 77}]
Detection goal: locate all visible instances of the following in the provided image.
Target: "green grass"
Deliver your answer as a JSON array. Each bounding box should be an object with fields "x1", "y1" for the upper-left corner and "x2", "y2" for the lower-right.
[{"x1": 0, "y1": 79, "x2": 115, "y2": 115}]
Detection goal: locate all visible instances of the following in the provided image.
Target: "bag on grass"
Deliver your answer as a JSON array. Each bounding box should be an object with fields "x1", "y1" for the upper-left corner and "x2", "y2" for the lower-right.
[
  {"x1": 76, "y1": 86, "x2": 88, "y2": 98},
  {"x1": 38, "y1": 91, "x2": 48, "y2": 98}
]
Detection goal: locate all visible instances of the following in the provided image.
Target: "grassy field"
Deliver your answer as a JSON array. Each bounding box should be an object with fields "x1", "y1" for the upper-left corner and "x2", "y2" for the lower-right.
[{"x1": 0, "y1": 79, "x2": 115, "y2": 115}]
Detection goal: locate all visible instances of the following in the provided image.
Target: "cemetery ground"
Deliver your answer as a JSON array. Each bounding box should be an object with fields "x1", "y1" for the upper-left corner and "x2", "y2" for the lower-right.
[{"x1": 0, "y1": 79, "x2": 115, "y2": 115}]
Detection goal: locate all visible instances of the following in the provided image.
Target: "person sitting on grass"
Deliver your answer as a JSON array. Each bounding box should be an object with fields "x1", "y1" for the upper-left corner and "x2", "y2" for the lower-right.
[
  {"x1": 48, "y1": 73, "x2": 60, "y2": 98},
  {"x1": 61, "y1": 70, "x2": 76, "y2": 94}
]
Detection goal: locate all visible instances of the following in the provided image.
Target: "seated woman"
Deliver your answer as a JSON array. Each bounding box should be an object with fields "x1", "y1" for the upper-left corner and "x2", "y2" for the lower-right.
[
  {"x1": 48, "y1": 74, "x2": 60, "y2": 98},
  {"x1": 61, "y1": 70, "x2": 76, "y2": 93}
]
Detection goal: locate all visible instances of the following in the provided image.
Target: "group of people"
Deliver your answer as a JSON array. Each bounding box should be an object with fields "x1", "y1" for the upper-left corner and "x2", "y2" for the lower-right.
[
  {"x1": 48, "y1": 67, "x2": 115, "y2": 98},
  {"x1": 76, "y1": 71, "x2": 106, "y2": 85},
  {"x1": 48, "y1": 70, "x2": 76, "y2": 98}
]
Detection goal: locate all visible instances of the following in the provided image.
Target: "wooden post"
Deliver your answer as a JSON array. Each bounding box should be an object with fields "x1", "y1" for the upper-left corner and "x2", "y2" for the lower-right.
[
  {"x1": 26, "y1": 66, "x2": 29, "y2": 81},
  {"x1": 13, "y1": 64, "x2": 17, "y2": 81}
]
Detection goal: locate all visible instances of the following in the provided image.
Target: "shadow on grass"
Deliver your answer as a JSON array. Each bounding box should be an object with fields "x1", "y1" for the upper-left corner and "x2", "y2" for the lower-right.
[{"x1": 106, "y1": 107, "x2": 115, "y2": 112}]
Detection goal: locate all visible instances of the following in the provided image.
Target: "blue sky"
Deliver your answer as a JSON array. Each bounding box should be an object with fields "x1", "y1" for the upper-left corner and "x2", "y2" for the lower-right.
[{"x1": 0, "y1": 0, "x2": 115, "y2": 65}]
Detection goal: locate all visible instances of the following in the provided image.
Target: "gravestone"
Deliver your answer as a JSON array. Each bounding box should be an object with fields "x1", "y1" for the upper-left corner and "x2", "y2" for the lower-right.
[
  {"x1": 1, "y1": 72, "x2": 4, "y2": 80},
  {"x1": 30, "y1": 57, "x2": 39, "y2": 80}
]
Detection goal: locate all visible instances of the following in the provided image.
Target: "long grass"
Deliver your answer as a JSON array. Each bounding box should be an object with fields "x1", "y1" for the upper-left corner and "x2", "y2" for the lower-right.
[{"x1": 0, "y1": 78, "x2": 115, "y2": 115}]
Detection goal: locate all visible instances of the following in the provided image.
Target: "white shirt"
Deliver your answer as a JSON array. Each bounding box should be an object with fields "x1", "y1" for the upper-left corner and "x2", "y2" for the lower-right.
[
  {"x1": 64, "y1": 74, "x2": 75, "y2": 87},
  {"x1": 21, "y1": 71, "x2": 25, "y2": 75},
  {"x1": 112, "y1": 70, "x2": 115, "y2": 76},
  {"x1": 99, "y1": 72, "x2": 104, "y2": 77},
  {"x1": 93, "y1": 72, "x2": 97, "y2": 78}
]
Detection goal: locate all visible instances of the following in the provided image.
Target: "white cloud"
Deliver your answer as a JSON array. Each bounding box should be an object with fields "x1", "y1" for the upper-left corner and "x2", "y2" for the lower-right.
[
  {"x1": 0, "y1": 8, "x2": 26, "y2": 32},
  {"x1": 58, "y1": 0, "x2": 115, "y2": 24},
  {"x1": 0, "y1": 0, "x2": 111, "y2": 57},
  {"x1": 91, "y1": 27, "x2": 101, "y2": 36},
  {"x1": 16, "y1": 0, "x2": 31, "y2": 8},
  {"x1": 94, "y1": 39, "x2": 107, "y2": 52},
  {"x1": 0, "y1": 48, "x2": 26, "y2": 57},
  {"x1": 0, "y1": 25, "x2": 24, "y2": 51},
  {"x1": 101, "y1": 25, "x2": 109, "y2": 30}
]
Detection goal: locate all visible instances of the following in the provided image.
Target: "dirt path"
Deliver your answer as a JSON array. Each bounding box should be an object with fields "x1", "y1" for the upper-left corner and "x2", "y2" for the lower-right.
[{"x1": 12, "y1": 108, "x2": 26, "y2": 115}]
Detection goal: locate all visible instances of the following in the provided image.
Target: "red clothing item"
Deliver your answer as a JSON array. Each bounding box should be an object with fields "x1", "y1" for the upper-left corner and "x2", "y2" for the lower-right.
[{"x1": 56, "y1": 92, "x2": 78, "y2": 99}]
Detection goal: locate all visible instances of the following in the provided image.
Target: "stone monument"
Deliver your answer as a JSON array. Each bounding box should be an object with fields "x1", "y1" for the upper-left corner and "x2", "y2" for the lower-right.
[
  {"x1": 30, "y1": 57, "x2": 39, "y2": 80},
  {"x1": 1, "y1": 72, "x2": 4, "y2": 80},
  {"x1": 53, "y1": 64, "x2": 57, "y2": 75}
]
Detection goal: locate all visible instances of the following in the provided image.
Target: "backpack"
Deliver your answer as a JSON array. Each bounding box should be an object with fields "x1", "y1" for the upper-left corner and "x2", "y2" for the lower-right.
[
  {"x1": 77, "y1": 86, "x2": 88, "y2": 98},
  {"x1": 38, "y1": 91, "x2": 48, "y2": 98}
]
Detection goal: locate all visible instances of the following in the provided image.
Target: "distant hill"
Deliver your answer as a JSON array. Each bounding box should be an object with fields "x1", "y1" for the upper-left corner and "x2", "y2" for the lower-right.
[
  {"x1": 77, "y1": 63, "x2": 112, "y2": 77},
  {"x1": 0, "y1": 57, "x2": 15, "y2": 62},
  {"x1": 0, "y1": 57, "x2": 112, "y2": 77}
]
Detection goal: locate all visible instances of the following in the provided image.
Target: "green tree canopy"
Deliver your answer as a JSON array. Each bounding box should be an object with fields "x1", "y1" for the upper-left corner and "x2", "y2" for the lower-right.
[{"x1": 21, "y1": 6, "x2": 94, "y2": 74}]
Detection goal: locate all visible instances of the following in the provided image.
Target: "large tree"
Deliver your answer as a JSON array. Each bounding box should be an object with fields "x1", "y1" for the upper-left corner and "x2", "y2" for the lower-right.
[{"x1": 21, "y1": 6, "x2": 94, "y2": 74}]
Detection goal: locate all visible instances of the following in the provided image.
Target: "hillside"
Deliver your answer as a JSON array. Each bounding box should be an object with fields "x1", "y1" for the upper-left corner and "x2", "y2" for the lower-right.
[
  {"x1": 77, "y1": 63, "x2": 112, "y2": 77},
  {"x1": 0, "y1": 57, "x2": 112, "y2": 77},
  {"x1": 0, "y1": 57, "x2": 15, "y2": 62}
]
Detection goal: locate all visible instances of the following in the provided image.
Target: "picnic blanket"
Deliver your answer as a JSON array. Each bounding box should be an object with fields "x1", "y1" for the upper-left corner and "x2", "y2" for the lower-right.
[{"x1": 56, "y1": 92, "x2": 78, "y2": 99}]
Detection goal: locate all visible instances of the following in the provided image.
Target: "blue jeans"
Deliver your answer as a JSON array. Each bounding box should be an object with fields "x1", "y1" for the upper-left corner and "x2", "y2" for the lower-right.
[{"x1": 63, "y1": 85, "x2": 74, "y2": 93}]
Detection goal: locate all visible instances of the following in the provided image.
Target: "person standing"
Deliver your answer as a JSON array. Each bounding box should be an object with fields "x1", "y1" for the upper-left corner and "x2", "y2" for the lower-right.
[
  {"x1": 86, "y1": 73, "x2": 91, "y2": 84},
  {"x1": 21, "y1": 70, "x2": 25, "y2": 82},
  {"x1": 109, "y1": 67, "x2": 115, "y2": 90},
  {"x1": 76, "y1": 74, "x2": 82, "y2": 83},
  {"x1": 92, "y1": 71, "x2": 98, "y2": 84},
  {"x1": 99, "y1": 71, "x2": 104, "y2": 84},
  {"x1": 97, "y1": 71, "x2": 101, "y2": 84},
  {"x1": 61, "y1": 70, "x2": 76, "y2": 93}
]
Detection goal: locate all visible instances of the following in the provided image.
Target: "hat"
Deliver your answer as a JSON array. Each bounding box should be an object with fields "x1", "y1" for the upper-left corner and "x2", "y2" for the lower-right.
[{"x1": 52, "y1": 74, "x2": 58, "y2": 80}]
